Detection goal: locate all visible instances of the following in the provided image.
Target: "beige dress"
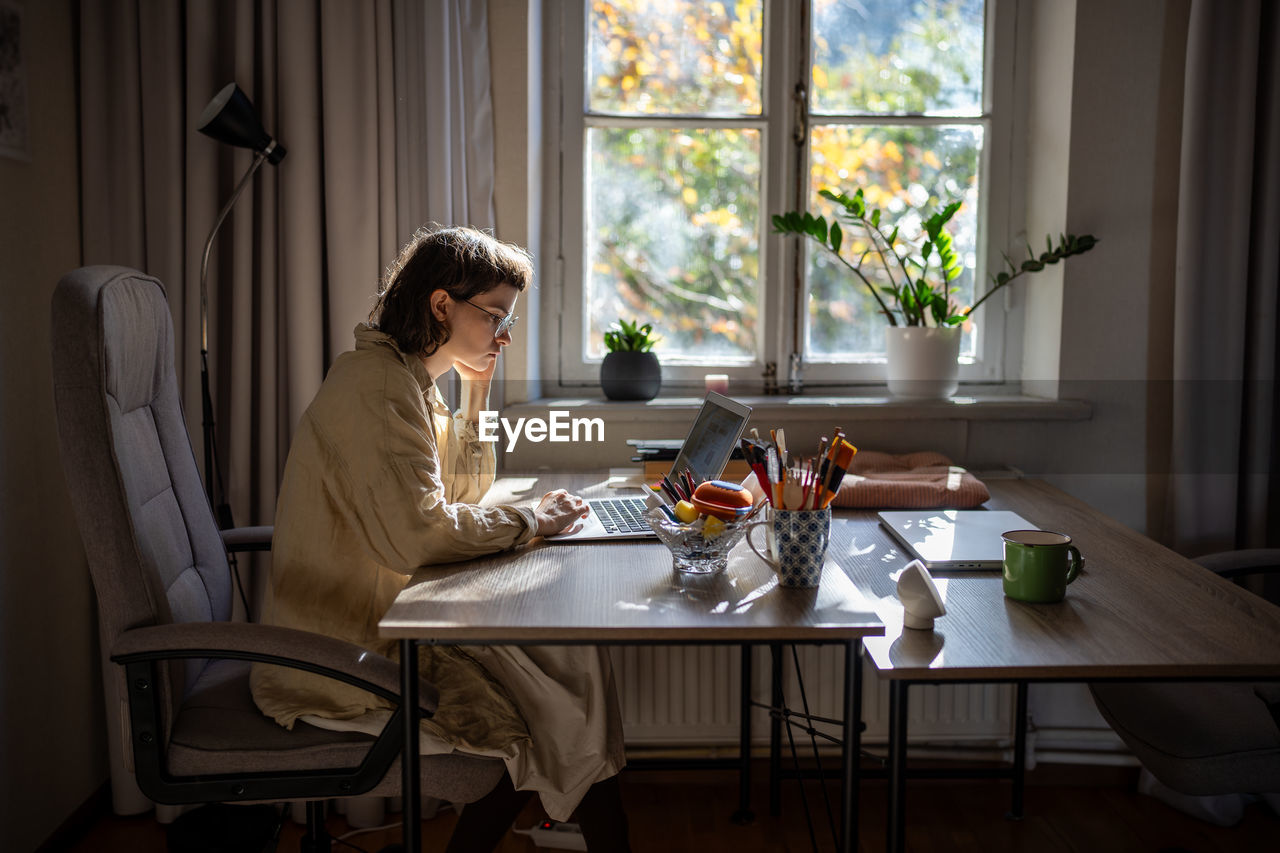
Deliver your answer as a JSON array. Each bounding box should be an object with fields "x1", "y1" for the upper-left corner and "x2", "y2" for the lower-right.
[{"x1": 250, "y1": 325, "x2": 625, "y2": 820}]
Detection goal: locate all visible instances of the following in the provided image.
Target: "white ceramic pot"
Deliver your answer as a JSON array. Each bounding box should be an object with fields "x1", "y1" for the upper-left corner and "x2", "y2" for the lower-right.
[{"x1": 885, "y1": 326, "x2": 961, "y2": 399}]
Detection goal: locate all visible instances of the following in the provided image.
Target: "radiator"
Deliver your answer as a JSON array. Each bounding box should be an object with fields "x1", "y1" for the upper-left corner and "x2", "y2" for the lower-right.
[{"x1": 613, "y1": 645, "x2": 1014, "y2": 747}]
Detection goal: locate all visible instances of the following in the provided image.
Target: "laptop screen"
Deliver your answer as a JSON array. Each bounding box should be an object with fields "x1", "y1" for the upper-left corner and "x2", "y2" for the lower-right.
[{"x1": 668, "y1": 392, "x2": 753, "y2": 483}]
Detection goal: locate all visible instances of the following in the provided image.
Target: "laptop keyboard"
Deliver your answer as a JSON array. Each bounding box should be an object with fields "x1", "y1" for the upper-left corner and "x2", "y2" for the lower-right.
[{"x1": 589, "y1": 497, "x2": 652, "y2": 534}]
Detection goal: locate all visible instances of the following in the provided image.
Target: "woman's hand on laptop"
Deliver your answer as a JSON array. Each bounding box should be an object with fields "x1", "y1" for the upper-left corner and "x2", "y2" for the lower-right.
[{"x1": 535, "y1": 489, "x2": 590, "y2": 537}]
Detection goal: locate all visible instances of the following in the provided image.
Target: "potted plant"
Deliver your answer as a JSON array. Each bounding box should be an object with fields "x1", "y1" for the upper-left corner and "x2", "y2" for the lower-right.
[
  {"x1": 774, "y1": 188, "x2": 1098, "y2": 398},
  {"x1": 601, "y1": 318, "x2": 662, "y2": 401}
]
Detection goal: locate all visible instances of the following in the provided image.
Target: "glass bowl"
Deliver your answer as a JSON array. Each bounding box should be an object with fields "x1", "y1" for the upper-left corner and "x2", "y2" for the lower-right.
[{"x1": 647, "y1": 506, "x2": 751, "y2": 574}]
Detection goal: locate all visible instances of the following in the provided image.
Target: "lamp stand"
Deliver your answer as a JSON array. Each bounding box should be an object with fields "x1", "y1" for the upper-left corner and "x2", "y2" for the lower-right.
[{"x1": 199, "y1": 149, "x2": 270, "y2": 527}]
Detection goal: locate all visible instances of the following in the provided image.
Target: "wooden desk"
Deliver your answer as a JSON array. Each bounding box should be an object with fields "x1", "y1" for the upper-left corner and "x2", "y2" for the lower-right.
[
  {"x1": 850, "y1": 479, "x2": 1280, "y2": 853},
  {"x1": 379, "y1": 471, "x2": 884, "y2": 853}
]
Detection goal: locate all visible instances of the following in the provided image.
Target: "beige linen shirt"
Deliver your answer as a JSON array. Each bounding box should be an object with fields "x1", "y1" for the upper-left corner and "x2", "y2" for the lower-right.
[{"x1": 251, "y1": 325, "x2": 623, "y2": 819}]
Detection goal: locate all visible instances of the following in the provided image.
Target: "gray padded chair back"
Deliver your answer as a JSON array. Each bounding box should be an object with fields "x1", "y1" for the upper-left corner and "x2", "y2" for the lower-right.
[
  {"x1": 1089, "y1": 550, "x2": 1280, "y2": 796},
  {"x1": 52, "y1": 266, "x2": 232, "y2": 706}
]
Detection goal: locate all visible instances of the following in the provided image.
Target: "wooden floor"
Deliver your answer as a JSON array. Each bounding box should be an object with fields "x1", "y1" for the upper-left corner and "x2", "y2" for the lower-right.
[{"x1": 59, "y1": 762, "x2": 1279, "y2": 853}]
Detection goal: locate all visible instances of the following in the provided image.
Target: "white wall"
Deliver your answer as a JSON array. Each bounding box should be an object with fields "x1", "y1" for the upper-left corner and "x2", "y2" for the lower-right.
[
  {"x1": 0, "y1": 0, "x2": 108, "y2": 848},
  {"x1": 489, "y1": 0, "x2": 543, "y2": 405}
]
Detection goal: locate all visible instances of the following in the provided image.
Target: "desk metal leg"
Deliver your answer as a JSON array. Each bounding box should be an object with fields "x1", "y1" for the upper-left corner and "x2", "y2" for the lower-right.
[
  {"x1": 768, "y1": 643, "x2": 783, "y2": 816},
  {"x1": 840, "y1": 640, "x2": 862, "y2": 853},
  {"x1": 732, "y1": 643, "x2": 755, "y2": 824},
  {"x1": 1009, "y1": 681, "x2": 1028, "y2": 820},
  {"x1": 400, "y1": 639, "x2": 421, "y2": 853},
  {"x1": 886, "y1": 681, "x2": 909, "y2": 853}
]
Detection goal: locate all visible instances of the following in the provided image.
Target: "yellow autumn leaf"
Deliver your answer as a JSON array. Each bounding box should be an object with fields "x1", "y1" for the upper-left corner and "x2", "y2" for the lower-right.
[{"x1": 812, "y1": 64, "x2": 829, "y2": 90}]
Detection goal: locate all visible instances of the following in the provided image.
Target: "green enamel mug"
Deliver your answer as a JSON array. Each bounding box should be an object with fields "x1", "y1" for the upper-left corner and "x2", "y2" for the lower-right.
[{"x1": 1001, "y1": 530, "x2": 1083, "y2": 603}]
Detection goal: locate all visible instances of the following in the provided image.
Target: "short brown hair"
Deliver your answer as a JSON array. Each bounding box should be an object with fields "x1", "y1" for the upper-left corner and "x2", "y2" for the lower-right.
[{"x1": 370, "y1": 225, "x2": 533, "y2": 357}]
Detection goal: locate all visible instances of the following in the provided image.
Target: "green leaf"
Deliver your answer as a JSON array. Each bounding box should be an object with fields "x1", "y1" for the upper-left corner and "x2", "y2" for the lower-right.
[
  {"x1": 888, "y1": 226, "x2": 899, "y2": 246},
  {"x1": 870, "y1": 207, "x2": 881, "y2": 228},
  {"x1": 996, "y1": 271, "x2": 1010, "y2": 285},
  {"x1": 1021, "y1": 259, "x2": 1045, "y2": 272},
  {"x1": 829, "y1": 221, "x2": 843, "y2": 254}
]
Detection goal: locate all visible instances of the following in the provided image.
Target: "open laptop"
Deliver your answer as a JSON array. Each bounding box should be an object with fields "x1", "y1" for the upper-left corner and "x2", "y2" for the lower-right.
[
  {"x1": 877, "y1": 509, "x2": 1039, "y2": 570},
  {"x1": 547, "y1": 392, "x2": 753, "y2": 542}
]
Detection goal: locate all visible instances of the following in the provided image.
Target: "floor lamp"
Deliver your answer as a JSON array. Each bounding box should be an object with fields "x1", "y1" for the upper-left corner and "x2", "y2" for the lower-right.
[{"x1": 196, "y1": 83, "x2": 286, "y2": 528}]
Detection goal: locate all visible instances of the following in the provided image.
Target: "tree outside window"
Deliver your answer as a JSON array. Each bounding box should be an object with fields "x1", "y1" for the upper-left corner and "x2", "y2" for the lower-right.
[{"x1": 578, "y1": 0, "x2": 988, "y2": 371}]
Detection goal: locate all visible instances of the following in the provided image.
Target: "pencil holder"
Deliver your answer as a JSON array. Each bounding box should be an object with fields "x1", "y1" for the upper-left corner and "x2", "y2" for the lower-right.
[{"x1": 746, "y1": 507, "x2": 831, "y2": 588}]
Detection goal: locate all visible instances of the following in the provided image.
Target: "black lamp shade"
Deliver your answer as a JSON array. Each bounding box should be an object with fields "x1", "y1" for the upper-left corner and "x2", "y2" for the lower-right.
[{"x1": 197, "y1": 83, "x2": 286, "y2": 164}]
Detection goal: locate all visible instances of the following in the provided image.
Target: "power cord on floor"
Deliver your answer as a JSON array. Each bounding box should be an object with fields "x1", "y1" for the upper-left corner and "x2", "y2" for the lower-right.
[{"x1": 331, "y1": 836, "x2": 371, "y2": 853}]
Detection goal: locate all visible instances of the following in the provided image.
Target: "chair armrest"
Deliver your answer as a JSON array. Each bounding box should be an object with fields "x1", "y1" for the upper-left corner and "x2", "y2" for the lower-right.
[
  {"x1": 1194, "y1": 549, "x2": 1280, "y2": 581},
  {"x1": 221, "y1": 525, "x2": 273, "y2": 553},
  {"x1": 110, "y1": 622, "x2": 438, "y2": 714}
]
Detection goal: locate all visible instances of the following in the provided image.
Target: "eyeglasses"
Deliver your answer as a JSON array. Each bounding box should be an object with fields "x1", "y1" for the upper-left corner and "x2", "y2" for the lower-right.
[{"x1": 462, "y1": 299, "x2": 519, "y2": 338}]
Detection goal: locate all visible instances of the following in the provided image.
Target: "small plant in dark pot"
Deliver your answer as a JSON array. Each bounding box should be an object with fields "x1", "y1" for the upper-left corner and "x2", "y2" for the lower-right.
[{"x1": 601, "y1": 318, "x2": 662, "y2": 401}]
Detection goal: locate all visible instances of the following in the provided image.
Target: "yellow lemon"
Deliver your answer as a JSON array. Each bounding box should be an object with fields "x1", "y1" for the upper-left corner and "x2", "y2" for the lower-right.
[{"x1": 674, "y1": 500, "x2": 699, "y2": 524}]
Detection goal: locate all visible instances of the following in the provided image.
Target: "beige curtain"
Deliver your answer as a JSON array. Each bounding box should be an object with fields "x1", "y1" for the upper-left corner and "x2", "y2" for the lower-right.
[
  {"x1": 1165, "y1": 0, "x2": 1280, "y2": 557},
  {"x1": 79, "y1": 0, "x2": 399, "y2": 527}
]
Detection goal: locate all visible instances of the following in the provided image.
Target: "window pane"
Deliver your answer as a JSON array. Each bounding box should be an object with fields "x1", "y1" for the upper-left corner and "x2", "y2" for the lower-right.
[
  {"x1": 586, "y1": 127, "x2": 761, "y2": 360},
  {"x1": 811, "y1": 0, "x2": 984, "y2": 116},
  {"x1": 587, "y1": 0, "x2": 764, "y2": 116},
  {"x1": 806, "y1": 124, "x2": 982, "y2": 358}
]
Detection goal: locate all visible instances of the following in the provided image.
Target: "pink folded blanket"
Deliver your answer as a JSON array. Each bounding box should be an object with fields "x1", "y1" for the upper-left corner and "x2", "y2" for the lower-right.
[{"x1": 829, "y1": 450, "x2": 990, "y2": 509}]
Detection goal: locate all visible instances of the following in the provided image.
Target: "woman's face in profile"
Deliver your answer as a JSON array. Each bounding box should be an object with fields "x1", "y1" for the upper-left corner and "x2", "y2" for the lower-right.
[{"x1": 444, "y1": 282, "x2": 520, "y2": 373}]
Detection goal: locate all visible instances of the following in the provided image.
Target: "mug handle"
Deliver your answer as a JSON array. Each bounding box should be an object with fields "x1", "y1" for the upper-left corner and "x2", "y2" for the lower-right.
[
  {"x1": 746, "y1": 521, "x2": 778, "y2": 569},
  {"x1": 1065, "y1": 546, "x2": 1083, "y2": 584}
]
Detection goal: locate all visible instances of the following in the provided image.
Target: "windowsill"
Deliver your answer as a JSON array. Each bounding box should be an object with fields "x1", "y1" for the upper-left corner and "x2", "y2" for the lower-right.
[{"x1": 504, "y1": 391, "x2": 1091, "y2": 422}]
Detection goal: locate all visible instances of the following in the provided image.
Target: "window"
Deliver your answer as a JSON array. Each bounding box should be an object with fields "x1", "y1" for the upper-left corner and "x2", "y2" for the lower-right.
[{"x1": 547, "y1": 0, "x2": 1017, "y2": 392}]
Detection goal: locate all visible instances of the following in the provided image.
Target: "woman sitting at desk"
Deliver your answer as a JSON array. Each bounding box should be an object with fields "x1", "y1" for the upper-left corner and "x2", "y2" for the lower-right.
[{"x1": 250, "y1": 225, "x2": 630, "y2": 851}]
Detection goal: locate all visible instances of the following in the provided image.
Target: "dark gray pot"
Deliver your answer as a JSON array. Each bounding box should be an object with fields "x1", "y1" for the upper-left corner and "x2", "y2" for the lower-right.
[{"x1": 600, "y1": 351, "x2": 662, "y2": 401}]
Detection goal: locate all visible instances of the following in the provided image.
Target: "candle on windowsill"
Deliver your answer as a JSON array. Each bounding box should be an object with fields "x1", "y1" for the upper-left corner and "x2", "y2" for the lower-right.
[{"x1": 704, "y1": 374, "x2": 729, "y2": 395}]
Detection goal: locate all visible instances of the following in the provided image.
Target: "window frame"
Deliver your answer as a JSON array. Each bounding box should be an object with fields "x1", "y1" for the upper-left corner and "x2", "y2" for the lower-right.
[{"x1": 542, "y1": 0, "x2": 1023, "y2": 395}]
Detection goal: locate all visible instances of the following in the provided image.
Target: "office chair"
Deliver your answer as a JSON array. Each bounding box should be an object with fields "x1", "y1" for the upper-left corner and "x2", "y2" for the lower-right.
[
  {"x1": 1089, "y1": 549, "x2": 1280, "y2": 817},
  {"x1": 51, "y1": 266, "x2": 504, "y2": 851}
]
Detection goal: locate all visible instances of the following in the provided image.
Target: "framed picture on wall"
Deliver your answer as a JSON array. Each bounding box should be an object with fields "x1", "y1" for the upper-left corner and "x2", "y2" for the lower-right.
[{"x1": 0, "y1": 0, "x2": 30, "y2": 162}]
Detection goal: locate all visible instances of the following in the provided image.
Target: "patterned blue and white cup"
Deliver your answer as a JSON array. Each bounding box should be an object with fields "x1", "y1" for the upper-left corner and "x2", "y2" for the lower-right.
[{"x1": 747, "y1": 507, "x2": 831, "y2": 588}]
